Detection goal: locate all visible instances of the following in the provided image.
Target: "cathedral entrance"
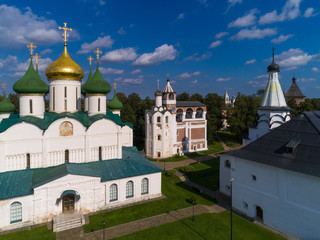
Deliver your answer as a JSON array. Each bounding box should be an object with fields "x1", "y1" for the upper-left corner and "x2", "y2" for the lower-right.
[{"x1": 62, "y1": 194, "x2": 75, "y2": 212}]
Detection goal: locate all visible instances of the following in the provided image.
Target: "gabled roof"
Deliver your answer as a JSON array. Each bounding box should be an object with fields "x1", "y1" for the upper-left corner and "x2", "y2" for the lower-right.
[
  {"x1": 0, "y1": 111, "x2": 132, "y2": 133},
  {"x1": 285, "y1": 77, "x2": 305, "y2": 98},
  {"x1": 176, "y1": 101, "x2": 206, "y2": 107},
  {"x1": 227, "y1": 111, "x2": 320, "y2": 178},
  {"x1": 0, "y1": 147, "x2": 162, "y2": 200}
]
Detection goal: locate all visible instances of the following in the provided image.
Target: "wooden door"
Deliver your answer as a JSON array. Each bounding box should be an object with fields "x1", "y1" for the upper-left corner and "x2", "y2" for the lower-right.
[{"x1": 62, "y1": 194, "x2": 75, "y2": 212}]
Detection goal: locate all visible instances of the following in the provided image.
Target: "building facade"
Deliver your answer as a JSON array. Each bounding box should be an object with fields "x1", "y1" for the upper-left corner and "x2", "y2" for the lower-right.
[{"x1": 145, "y1": 78, "x2": 207, "y2": 159}]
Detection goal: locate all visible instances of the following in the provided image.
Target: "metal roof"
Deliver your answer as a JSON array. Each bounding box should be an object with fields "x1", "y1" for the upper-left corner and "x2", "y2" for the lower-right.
[
  {"x1": 176, "y1": 101, "x2": 206, "y2": 107},
  {"x1": 226, "y1": 111, "x2": 320, "y2": 178},
  {"x1": 0, "y1": 147, "x2": 162, "y2": 200}
]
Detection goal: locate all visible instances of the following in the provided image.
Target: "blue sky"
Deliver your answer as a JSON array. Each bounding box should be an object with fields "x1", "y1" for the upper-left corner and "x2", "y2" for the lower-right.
[{"x1": 0, "y1": 0, "x2": 320, "y2": 98}]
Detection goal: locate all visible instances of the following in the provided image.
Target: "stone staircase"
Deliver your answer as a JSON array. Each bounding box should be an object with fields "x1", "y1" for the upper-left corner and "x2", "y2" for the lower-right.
[{"x1": 53, "y1": 211, "x2": 85, "y2": 232}]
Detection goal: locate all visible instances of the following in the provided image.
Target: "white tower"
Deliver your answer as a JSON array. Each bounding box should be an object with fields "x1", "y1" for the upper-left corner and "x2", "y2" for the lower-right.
[{"x1": 244, "y1": 48, "x2": 291, "y2": 146}]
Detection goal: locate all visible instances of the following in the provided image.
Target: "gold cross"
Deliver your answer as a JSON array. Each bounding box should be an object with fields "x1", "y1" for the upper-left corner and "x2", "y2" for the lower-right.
[
  {"x1": 58, "y1": 22, "x2": 72, "y2": 45},
  {"x1": 34, "y1": 53, "x2": 41, "y2": 68},
  {"x1": 94, "y1": 48, "x2": 102, "y2": 63},
  {"x1": 27, "y1": 42, "x2": 37, "y2": 58},
  {"x1": 113, "y1": 82, "x2": 117, "y2": 92},
  {"x1": 0, "y1": 81, "x2": 8, "y2": 95},
  {"x1": 87, "y1": 55, "x2": 94, "y2": 67}
]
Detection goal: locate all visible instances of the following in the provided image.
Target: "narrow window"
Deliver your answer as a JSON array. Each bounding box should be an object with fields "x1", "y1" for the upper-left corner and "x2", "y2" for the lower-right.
[
  {"x1": 149, "y1": 116, "x2": 152, "y2": 124},
  {"x1": 166, "y1": 116, "x2": 168, "y2": 123},
  {"x1": 99, "y1": 146, "x2": 102, "y2": 160},
  {"x1": 110, "y1": 184, "x2": 118, "y2": 202},
  {"x1": 29, "y1": 99, "x2": 33, "y2": 114},
  {"x1": 141, "y1": 178, "x2": 149, "y2": 195},
  {"x1": 252, "y1": 174, "x2": 257, "y2": 181},
  {"x1": 157, "y1": 116, "x2": 161, "y2": 123},
  {"x1": 65, "y1": 150, "x2": 69, "y2": 163},
  {"x1": 158, "y1": 135, "x2": 161, "y2": 141},
  {"x1": 98, "y1": 98, "x2": 101, "y2": 111},
  {"x1": 126, "y1": 181, "x2": 134, "y2": 198},
  {"x1": 76, "y1": 88, "x2": 78, "y2": 110},
  {"x1": 225, "y1": 160, "x2": 231, "y2": 168},
  {"x1": 53, "y1": 87, "x2": 55, "y2": 111},
  {"x1": 26, "y1": 154, "x2": 30, "y2": 169},
  {"x1": 64, "y1": 87, "x2": 67, "y2": 111},
  {"x1": 10, "y1": 202, "x2": 22, "y2": 224}
]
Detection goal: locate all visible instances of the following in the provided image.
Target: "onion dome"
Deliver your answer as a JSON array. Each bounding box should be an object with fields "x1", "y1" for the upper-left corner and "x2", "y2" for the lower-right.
[
  {"x1": 267, "y1": 47, "x2": 280, "y2": 73},
  {"x1": 45, "y1": 45, "x2": 84, "y2": 81},
  {"x1": 0, "y1": 95, "x2": 15, "y2": 113},
  {"x1": 107, "y1": 94, "x2": 123, "y2": 110},
  {"x1": 155, "y1": 89, "x2": 162, "y2": 96},
  {"x1": 13, "y1": 59, "x2": 49, "y2": 94},
  {"x1": 82, "y1": 64, "x2": 111, "y2": 94}
]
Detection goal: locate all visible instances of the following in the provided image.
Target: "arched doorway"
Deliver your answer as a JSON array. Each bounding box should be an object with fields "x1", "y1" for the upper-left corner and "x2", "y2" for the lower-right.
[
  {"x1": 62, "y1": 194, "x2": 75, "y2": 212},
  {"x1": 256, "y1": 206, "x2": 263, "y2": 221}
]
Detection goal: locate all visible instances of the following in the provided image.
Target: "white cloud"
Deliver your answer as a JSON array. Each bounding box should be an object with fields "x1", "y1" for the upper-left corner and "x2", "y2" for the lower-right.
[
  {"x1": 245, "y1": 59, "x2": 256, "y2": 65},
  {"x1": 40, "y1": 49, "x2": 52, "y2": 55},
  {"x1": 99, "y1": 0, "x2": 105, "y2": 5},
  {"x1": 216, "y1": 77, "x2": 232, "y2": 82},
  {"x1": 215, "y1": 32, "x2": 229, "y2": 39},
  {"x1": 298, "y1": 77, "x2": 315, "y2": 83},
  {"x1": 271, "y1": 34, "x2": 294, "y2": 44},
  {"x1": 100, "y1": 67, "x2": 124, "y2": 75},
  {"x1": 192, "y1": 80, "x2": 198, "y2": 84},
  {"x1": 226, "y1": 0, "x2": 243, "y2": 12},
  {"x1": 209, "y1": 40, "x2": 222, "y2": 49},
  {"x1": 184, "y1": 52, "x2": 212, "y2": 62},
  {"x1": 259, "y1": 0, "x2": 302, "y2": 25},
  {"x1": 255, "y1": 74, "x2": 268, "y2": 79},
  {"x1": 304, "y1": 8, "x2": 317, "y2": 18},
  {"x1": 177, "y1": 13, "x2": 185, "y2": 20},
  {"x1": 131, "y1": 69, "x2": 141, "y2": 75},
  {"x1": 121, "y1": 75, "x2": 144, "y2": 85},
  {"x1": 248, "y1": 79, "x2": 267, "y2": 87},
  {"x1": 228, "y1": 9, "x2": 258, "y2": 28},
  {"x1": 132, "y1": 44, "x2": 177, "y2": 67},
  {"x1": 117, "y1": 27, "x2": 126, "y2": 35},
  {"x1": 101, "y1": 47, "x2": 137, "y2": 63},
  {"x1": 77, "y1": 36, "x2": 114, "y2": 54},
  {"x1": 0, "y1": 5, "x2": 62, "y2": 48},
  {"x1": 176, "y1": 71, "x2": 201, "y2": 79},
  {"x1": 312, "y1": 67, "x2": 320, "y2": 72},
  {"x1": 231, "y1": 27, "x2": 277, "y2": 40}
]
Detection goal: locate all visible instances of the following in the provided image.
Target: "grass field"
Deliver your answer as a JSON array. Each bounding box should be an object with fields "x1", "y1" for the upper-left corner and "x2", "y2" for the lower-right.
[
  {"x1": 0, "y1": 226, "x2": 55, "y2": 240},
  {"x1": 83, "y1": 172, "x2": 215, "y2": 233},
  {"x1": 218, "y1": 131, "x2": 241, "y2": 148},
  {"x1": 113, "y1": 211, "x2": 285, "y2": 240}
]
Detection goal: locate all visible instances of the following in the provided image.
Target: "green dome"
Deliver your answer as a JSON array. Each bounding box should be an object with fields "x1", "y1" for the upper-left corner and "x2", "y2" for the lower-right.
[
  {"x1": 13, "y1": 59, "x2": 49, "y2": 94},
  {"x1": 107, "y1": 94, "x2": 123, "y2": 110},
  {"x1": 81, "y1": 67, "x2": 93, "y2": 95},
  {"x1": 82, "y1": 64, "x2": 111, "y2": 95},
  {"x1": 0, "y1": 95, "x2": 15, "y2": 113}
]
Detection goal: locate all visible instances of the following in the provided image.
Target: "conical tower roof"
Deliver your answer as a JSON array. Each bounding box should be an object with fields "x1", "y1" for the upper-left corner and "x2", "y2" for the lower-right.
[
  {"x1": 108, "y1": 93, "x2": 123, "y2": 110},
  {"x1": 13, "y1": 59, "x2": 49, "y2": 94},
  {"x1": 0, "y1": 95, "x2": 15, "y2": 113},
  {"x1": 83, "y1": 63, "x2": 111, "y2": 94},
  {"x1": 286, "y1": 76, "x2": 305, "y2": 98}
]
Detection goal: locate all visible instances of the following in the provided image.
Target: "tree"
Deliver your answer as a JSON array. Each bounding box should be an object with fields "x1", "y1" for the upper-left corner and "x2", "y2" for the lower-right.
[
  {"x1": 176, "y1": 92, "x2": 190, "y2": 101},
  {"x1": 116, "y1": 92, "x2": 127, "y2": 104},
  {"x1": 190, "y1": 93, "x2": 204, "y2": 103},
  {"x1": 8, "y1": 93, "x2": 19, "y2": 113}
]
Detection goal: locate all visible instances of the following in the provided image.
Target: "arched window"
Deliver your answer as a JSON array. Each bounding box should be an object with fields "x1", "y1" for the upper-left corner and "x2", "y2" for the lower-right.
[
  {"x1": 98, "y1": 98, "x2": 101, "y2": 111},
  {"x1": 166, "y1": 116, "x2": 168, "y2": 123},
  {"x1": 157, "y1": 135, "x2": 161, "y2": 141},
  {"x1": 157, "y1": 116, "x2": 161, "y2": 123},
  {"x1": 10, "y1": 202, "x2": 22, "y2": 223},
  {"x1": 196, "y1": 108, "x2": 203, "y2": 118},
  {"x1": 110, "y1": 184, "x2": 118, "y2": 202},
  {"x1": 26, "y1": 154, "x2": 30, "y2": 169},
  {"x1": 169, "y1": 93, "x2": 174, "y2": 100},
  {"x1": 225, "y1": 160, "x2": 231, "y2": 168},
  {"x1": 176, "y1": 109, "x2": 183, "y2": 122},
  {"x1": 65, "y1": 150, "x2": 69, "y2": 163},
  {"x1": 186, "y1": 108, "x2": 193, "y2": 119},
  {"x1": 162, "y1": 94, "x2": 166, "y2": 100},
  {"x1": 64, "y1": 87, "x2": 67, "y2": 111},
  {"x1": 126, "y1": 181, "x2": 134, "y2": 198},
  {"x1": 53, "y1": 87, "x2": 55, "y2": 111},
  {"x1": 141, "y1": 178, "x2": 149, "y2": 195},
  {"x1": 99, "y1": 146, "x2": 102, "y2": 160},
  {"x1": 29, "y1": 99, "x2": 33, "y2": 114}
]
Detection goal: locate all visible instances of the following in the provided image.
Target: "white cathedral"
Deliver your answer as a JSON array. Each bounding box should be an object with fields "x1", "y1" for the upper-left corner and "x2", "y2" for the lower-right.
[{"x1": 0, "y1": 24, "x2": 162, "y2": 232}]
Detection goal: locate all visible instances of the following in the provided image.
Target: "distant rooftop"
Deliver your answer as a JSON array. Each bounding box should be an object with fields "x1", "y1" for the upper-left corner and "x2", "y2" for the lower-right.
[{"x1": 176, "y1": 101, "x2": 206, "y2": 107}]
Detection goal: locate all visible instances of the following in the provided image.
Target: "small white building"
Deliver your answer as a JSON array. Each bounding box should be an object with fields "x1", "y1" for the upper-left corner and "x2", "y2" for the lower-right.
[{"x1": 0, "y1": 28, "x2": 162, "y2": 232}]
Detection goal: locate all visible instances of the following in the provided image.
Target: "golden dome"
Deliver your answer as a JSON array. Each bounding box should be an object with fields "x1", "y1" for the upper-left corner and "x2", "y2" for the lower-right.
[{"x1": 45, "y1": 46, "x2": 84, "y2": 81}]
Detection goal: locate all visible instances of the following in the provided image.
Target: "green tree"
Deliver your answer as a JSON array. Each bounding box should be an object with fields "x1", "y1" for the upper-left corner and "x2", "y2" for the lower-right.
[
  {"x1": 116, "y1": 92, "x2": 127, "y2": 104},
  {"x1": 176, "y1": 92, "x2": 190, "y2": 101},
  {"x1": 190, "y1": 93, "x2": 204, "y2": 103},
  {"x1": 8, "y1": 93, "x2": 19, "y2": 113}
]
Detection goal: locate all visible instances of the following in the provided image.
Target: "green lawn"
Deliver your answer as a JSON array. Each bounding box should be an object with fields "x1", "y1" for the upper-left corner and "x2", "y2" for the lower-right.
[
  {"x1": 0, "y1": 226, "x2": 55, "y2": 240},
  {"x1": 177, "y1": 158, "x2": 220, "y2": 191},
  {"x1": 83, "y1": 172, "x2": 215, "y2": 233},
  {"x1": 218, "y1": 131, "x2": 241, "y2": 148},
  {"x1": 113, "y1": 211, "x2": 285, "y2": 240}
]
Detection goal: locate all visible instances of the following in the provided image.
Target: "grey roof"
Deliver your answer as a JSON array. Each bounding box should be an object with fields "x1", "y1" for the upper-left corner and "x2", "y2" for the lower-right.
[
  {"x1": 285, "y1": 77, "x2": 305, "y2": 98},
  {"x1": 176, "y1": 101, "x2": 206, "y2": 107},
  {"x1": 227, "y1": 111, "x2": 320, "y2": 178},
  {"x1": 0, "y1": 147, "x2": 162, "y2": 200}
]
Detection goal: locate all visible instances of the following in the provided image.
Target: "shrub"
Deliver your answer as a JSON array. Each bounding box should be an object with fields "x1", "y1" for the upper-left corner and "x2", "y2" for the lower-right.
[
  {"x1": 164, "y1": 169, "x2": 175, "y2": 177},
  {"x1": 180, "y1": 165, "x2": 194, "y2": 174}
]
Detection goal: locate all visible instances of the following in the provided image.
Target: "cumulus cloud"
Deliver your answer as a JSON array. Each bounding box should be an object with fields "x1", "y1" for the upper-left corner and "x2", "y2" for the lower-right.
[
  {"x1": 304, "y1": 8, "x2": 317, "y2": 18},
  {"x1": 176, "y1": 71, "x2": 201, "y2": 79},
  {"x1": 298, "y1": 77, "x2": 315, "y2": 83},
  {"x1": 131, "y1": 69, "x2": 141, "y2": 74},
  {"x1": 0, "y1": 5, "x2": 62, "y2": 48},
  {"x1": 101, "y1": 47, "x2": 137, "y2": 63},
  {"x1": 40, "y1": 49, "x2": 53, "y2": 55},
  {"x1": 209, "y1": 40, "x2": 222, "y2": 49},
  {"x1": 226, "y1": 0, "x2": 243, "y2": 13},
  {"x1": 177, "y1": 13, "x2": 185, "y2": 20},
  {"x1": 245, "y1": 59, "x2": 256, "y2": 65},
  {"x1": 230, "y1": 27, "x2": 277, "y2": 40},
  {"x1": 132, "y1": 44, "x2": 177, "y2": 67},
  {"x1": 228, "y1": 9, "x2": 258, "y2": 28},
  {"x1": 259, "y1": 0, "x2": 302, "y2": 25},
  {"x1": 192, "y1": 80, "x2": 198, "y2": 84},
  {"x1": 216, "y1": 77, "x2": 232, "y2": 82},
  {"x1": 77, "y1": 36, "x2": 114, "y2": 54},
  {"x1": 99, "y1": 67, "x2": 124, "y2": 75},
  {"x1": 184, "y1": 52, "x2": 212, "y2": 62},
  {"x1": 117, "y1": 27, "x2": 126, "y2": 35},
  {"x1": 248, "y1": 79, "x2": 267, "y2": 87},
  {"x1": 121, "y1": 75, "x2": 144, "y2": 85},
  {"x1": 215, "y1": 32, "x2": 229, "y2": 39},
  {"x1": 271, "y1": 34, "x2": 294, "y2": 44},
  {"x1": 312, "y1": 67, "x2": 320, "y2": 72}
]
